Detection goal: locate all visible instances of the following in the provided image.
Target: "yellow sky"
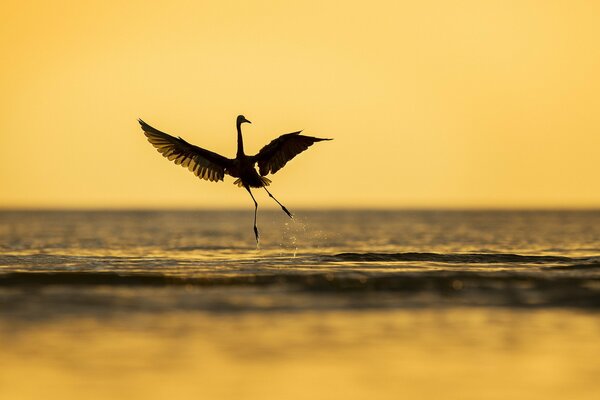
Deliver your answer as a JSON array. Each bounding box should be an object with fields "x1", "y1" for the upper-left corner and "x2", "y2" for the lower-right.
[{"x1": 1, "y1": 0, "x2": 599, "y2": 209}]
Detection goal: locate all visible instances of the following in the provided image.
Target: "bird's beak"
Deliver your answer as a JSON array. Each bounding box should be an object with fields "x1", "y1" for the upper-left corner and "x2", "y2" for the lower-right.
[{"x1": 246, "y1": 119, "x2": 252, "y2": 124}]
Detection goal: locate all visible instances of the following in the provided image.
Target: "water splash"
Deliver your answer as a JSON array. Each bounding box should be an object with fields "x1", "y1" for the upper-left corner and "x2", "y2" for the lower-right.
[{"x1": 280, "y1": 217, "x2": 308, "y2": 257}]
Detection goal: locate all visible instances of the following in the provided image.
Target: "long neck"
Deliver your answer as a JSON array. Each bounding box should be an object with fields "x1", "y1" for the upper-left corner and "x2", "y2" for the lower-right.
[{"x1": 236, "y1": 122, "x2": 245, "y2": 157}]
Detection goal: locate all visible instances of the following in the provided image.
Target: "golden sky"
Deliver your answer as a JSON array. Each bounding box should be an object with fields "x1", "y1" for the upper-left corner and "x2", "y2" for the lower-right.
[{"x1": 1, "y1": 0, "x2": 599, "y2": 209}]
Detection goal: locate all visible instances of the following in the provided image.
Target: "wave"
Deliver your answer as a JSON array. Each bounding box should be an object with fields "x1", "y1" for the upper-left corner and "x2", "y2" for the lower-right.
[
  {"x1": 2, "y1": 252, "x2": 599, "y2": 272},
  {"x1": 0, "y1": 269, "x2": 595, "y2": 287},
  {"x1": 1, "y1": 270, "x2": 598, "y2": 309},
  {"x1": 546, "y1": 262, "x2": 600, "y2": 270},
  {"x1": 326, "y1": 252, "x2": 599, "y2": 264}
]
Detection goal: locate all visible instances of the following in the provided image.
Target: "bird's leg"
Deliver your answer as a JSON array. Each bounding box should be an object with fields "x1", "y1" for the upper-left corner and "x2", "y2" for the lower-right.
[
  {"x1": 263, "y1": 187, "x2": 293, "y2": 219},
  {"x1": 245, "y1": 186, "x2": 260, "y2": 243}
]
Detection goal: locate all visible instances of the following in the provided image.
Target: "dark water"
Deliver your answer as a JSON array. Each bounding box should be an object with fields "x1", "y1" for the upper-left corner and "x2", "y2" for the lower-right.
[{"x1": 1, "y1": 210, "x2": 599, "y2": 399}]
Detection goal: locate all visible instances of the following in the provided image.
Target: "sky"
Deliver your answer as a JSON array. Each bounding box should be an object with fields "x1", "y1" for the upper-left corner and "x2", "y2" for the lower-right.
[{"x1": 1, "y1": 0, "x2": 599, "y2": 209}]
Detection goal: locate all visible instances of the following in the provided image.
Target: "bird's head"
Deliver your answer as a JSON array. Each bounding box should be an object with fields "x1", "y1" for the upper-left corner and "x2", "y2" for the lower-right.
[{"x1": 237, "y1": 115, "x2": 252, "y2": 125}]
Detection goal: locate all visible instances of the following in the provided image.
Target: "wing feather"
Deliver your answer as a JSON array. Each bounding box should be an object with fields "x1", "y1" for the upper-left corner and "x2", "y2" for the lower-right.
[
  {"x1": 253, "y1": 131, "x2": 332, "y2": 176},
  {"x1": 139, "y1": 119, "x2": 232, "y2": 183}
]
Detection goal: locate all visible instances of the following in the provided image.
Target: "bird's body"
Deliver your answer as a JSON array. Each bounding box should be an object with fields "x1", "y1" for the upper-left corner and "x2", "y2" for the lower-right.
[
  {"x1": 139, "y1": 115, "x2": 331, "y2": 242},
  {"x1": 228, "y1": 156, "x2": 270, "y2": 188}
]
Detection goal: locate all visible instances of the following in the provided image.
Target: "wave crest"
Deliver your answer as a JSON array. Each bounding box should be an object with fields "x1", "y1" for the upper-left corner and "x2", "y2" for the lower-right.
[{"x1": 326, "y1": 252, "x2": 598, "y2": 264}]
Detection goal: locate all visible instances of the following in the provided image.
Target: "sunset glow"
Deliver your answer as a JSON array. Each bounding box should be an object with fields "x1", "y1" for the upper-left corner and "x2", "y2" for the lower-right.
[{"x1": 2, "y1": 1, "x2": 599, "y2": 208}]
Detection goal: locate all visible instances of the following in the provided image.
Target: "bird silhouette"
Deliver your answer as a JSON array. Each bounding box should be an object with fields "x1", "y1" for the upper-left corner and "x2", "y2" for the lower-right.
[{"x1": 139, "y1": 115, "x2": 331, "y2": 242}]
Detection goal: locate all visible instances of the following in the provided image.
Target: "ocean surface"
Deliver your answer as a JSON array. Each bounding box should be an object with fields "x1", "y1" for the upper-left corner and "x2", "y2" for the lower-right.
[{"x1": 1, "y1": 210, "x2": 599, "y2": 399}]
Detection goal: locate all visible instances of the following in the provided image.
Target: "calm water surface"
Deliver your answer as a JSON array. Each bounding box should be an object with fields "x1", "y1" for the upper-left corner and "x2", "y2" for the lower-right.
[{"x1": 1, "y1": 210, "x2": 599, "y2": 399}]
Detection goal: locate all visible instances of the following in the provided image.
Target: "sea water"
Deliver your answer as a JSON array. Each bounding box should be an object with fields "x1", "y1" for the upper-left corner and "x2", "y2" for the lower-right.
[{"x1": 0, "y1": 210, "x2": 599, "y2": 399}]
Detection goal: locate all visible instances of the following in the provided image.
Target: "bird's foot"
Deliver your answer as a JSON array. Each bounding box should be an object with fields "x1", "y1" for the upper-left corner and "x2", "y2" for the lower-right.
[
  {"x1": 254, "y1": 226, "x2": 260, "y2": 243},
  {"x1": 282, "y1": 206, "x2": 293, "y2": 219}
]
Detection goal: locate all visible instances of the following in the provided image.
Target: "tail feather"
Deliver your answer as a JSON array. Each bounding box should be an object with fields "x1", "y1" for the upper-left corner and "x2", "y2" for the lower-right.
[{"x1": 233, "y1": 177, "x2": 271, "y2": 187}]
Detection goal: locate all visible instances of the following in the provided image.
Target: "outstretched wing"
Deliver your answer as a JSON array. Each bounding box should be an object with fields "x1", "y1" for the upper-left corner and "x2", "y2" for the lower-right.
[
  {"x1": 253, "y1": 131, "x2": 332, "y2": 176},
  {"x1": 139, "y1": 119, "x2": 232, "y2": 182}
]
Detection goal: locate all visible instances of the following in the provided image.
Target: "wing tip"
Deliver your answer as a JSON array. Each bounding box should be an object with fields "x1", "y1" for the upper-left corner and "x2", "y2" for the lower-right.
[
  {"x1": 138, "y1": 118, "x2": 150, "y2": 130},
  {"x1": 138, "y1": 119, "x2": 160, "y2": 136}
]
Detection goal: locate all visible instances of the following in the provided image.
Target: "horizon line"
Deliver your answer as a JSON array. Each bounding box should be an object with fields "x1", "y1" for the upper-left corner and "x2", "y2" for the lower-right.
[{"x1": 1, "y1": 206, "x2": 599, "y2": 212}]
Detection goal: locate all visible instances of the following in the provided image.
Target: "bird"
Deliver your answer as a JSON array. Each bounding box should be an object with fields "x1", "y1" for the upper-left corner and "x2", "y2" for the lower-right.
[{"x1": 139, "y1": 115, "x2": 332, "y2": 242}]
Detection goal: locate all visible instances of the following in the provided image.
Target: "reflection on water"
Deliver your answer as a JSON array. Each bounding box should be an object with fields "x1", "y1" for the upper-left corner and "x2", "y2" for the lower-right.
[{"x1": 1, "y1": 309, "x2": 599, "y2": 400}]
